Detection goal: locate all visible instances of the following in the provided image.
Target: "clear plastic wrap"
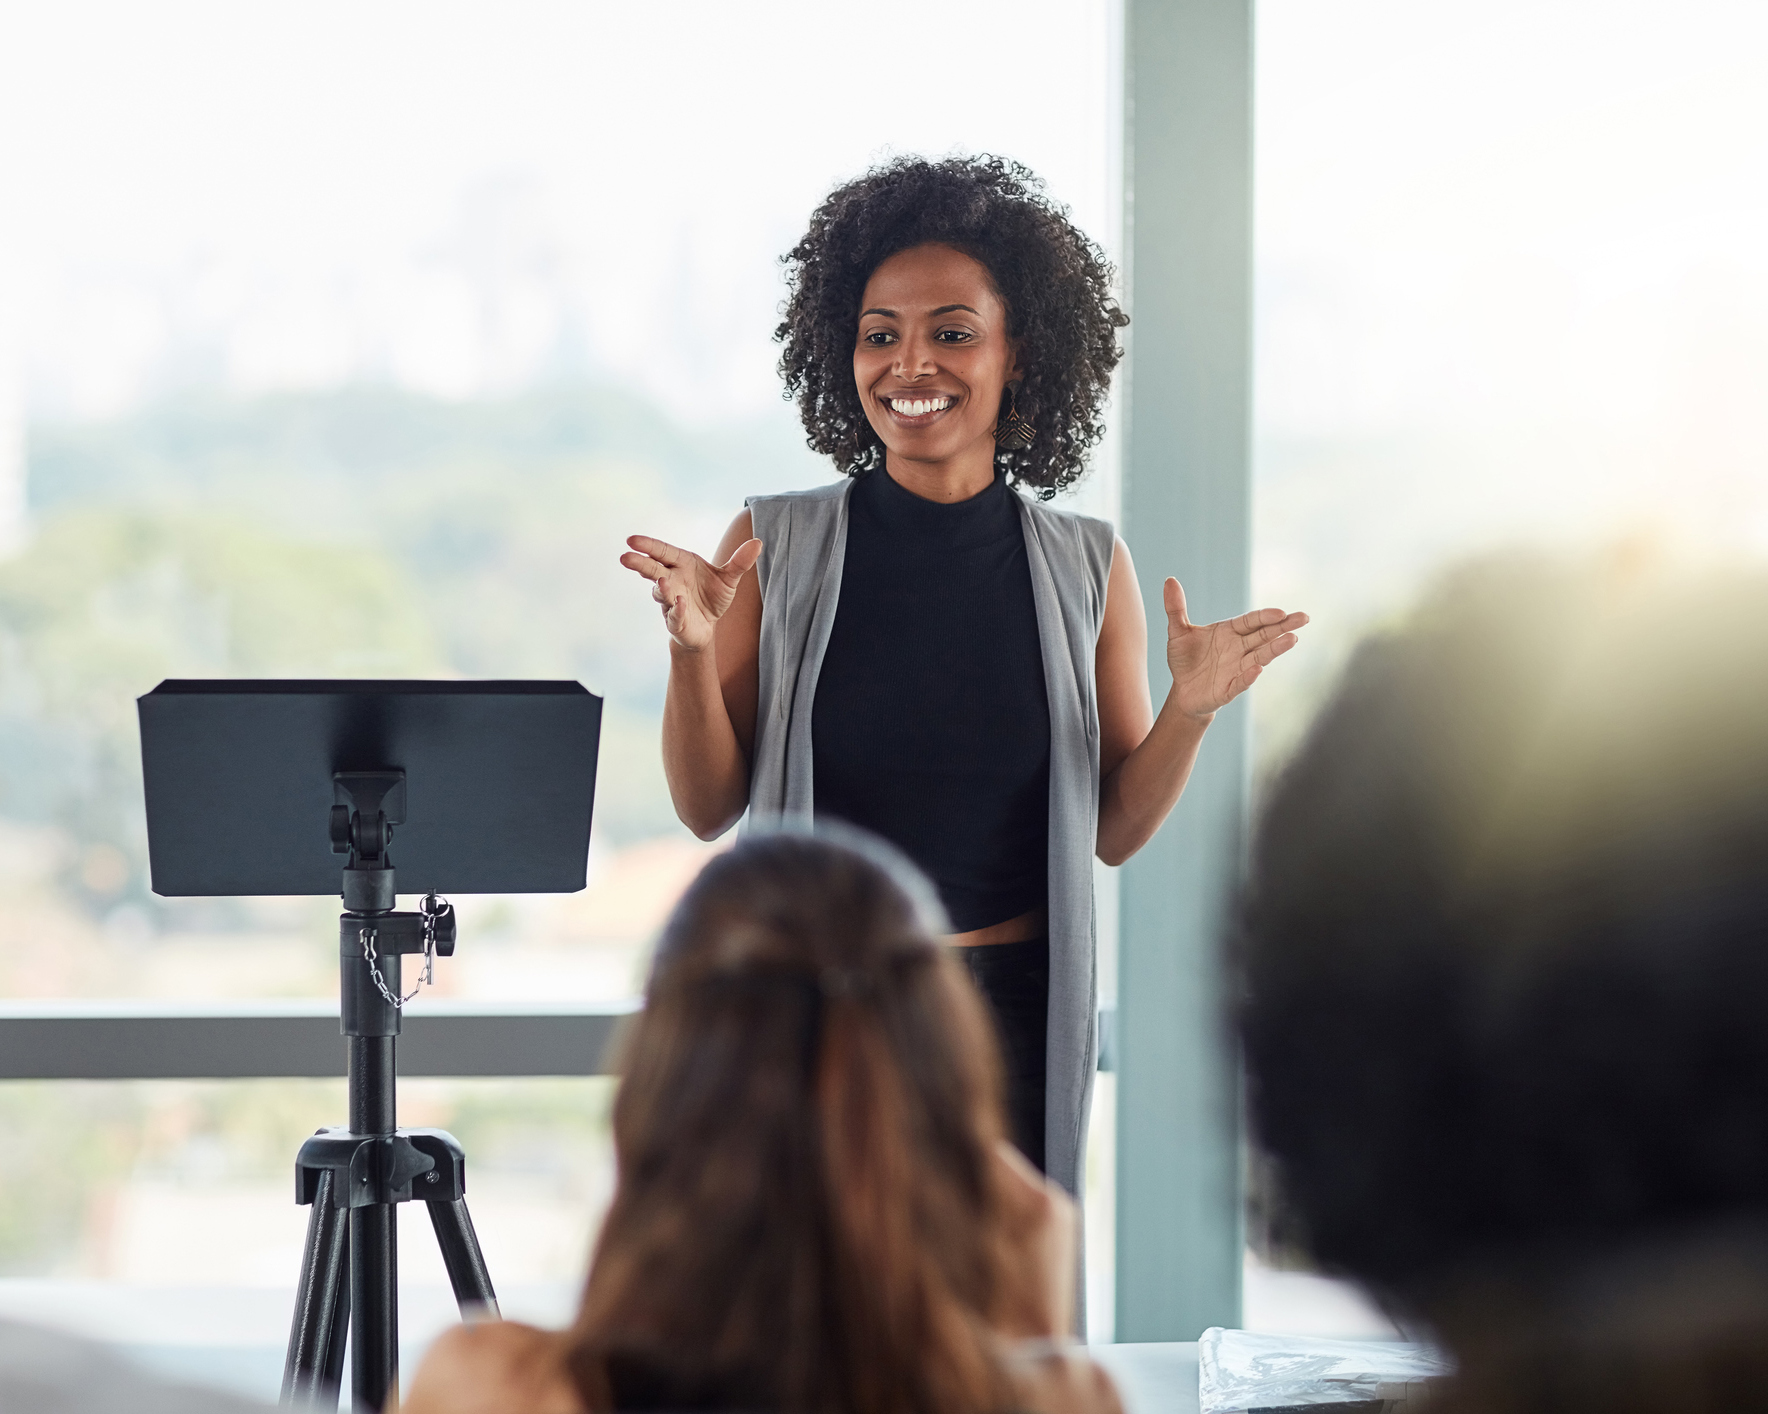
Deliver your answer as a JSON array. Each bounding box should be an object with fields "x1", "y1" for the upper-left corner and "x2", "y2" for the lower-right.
[{"x1": 1197, "y1": 1327, "x2": 1451, "y2": 1413}]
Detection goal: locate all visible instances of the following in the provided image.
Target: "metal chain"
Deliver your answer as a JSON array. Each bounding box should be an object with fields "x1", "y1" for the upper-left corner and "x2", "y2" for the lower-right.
[
  {"x1": 417, "y1": 892, "x2": 448, "y2": 990},
  {"x1": 359, "y1": 892, "x2": 449, "y2": 1010}
]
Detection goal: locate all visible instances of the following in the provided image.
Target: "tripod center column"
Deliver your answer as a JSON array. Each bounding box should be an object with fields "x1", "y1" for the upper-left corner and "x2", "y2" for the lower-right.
[{"x1": 342, "y1": 861, "x2": 401, "y2": 1410}]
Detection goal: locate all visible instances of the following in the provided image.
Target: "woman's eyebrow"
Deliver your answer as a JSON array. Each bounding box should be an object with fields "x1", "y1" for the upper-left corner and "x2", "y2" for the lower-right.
[{"x1": 857, "y1": 303, "x2": 982, "y2": 319}]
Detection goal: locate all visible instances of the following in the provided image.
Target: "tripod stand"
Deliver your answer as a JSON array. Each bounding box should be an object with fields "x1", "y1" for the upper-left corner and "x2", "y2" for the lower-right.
[
  {"x1": 136, "y1": 680, "x2": 600, "y2": 1408},
  {"x1": 281, "y1": 772, "x2": 498, "y2": 1411}
]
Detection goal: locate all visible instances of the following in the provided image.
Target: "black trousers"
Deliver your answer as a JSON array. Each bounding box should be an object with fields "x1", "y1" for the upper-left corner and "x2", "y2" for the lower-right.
[{"x1": 960, "y1": 937, "x2": 1049, "y2": 1174}]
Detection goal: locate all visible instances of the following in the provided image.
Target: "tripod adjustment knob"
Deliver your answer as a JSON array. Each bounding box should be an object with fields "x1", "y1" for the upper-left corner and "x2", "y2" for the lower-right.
[{"x1": 329, "y1": 806, "x2": 351, "y2": 854}]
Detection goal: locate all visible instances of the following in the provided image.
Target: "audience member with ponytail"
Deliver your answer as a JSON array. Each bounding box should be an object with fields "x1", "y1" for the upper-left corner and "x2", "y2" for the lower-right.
[{"x1": 403, "y1": 829, "x2": 1122, "y2": 1414}]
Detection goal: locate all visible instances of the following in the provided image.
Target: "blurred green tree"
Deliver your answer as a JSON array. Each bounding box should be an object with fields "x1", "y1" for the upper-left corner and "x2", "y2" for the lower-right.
[{"x1": 0, "y1": 508, "x2": 441, "y2": 913}]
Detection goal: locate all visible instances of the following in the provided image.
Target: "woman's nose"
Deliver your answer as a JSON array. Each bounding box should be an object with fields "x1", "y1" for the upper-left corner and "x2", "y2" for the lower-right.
[{"x1": 893, "y1": 332, "x2": 936, "y2": 378}]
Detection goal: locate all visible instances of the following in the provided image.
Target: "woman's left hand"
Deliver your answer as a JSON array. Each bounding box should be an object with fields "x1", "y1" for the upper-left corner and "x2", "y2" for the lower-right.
[{"x1": 1164, "y1": 577, "x2": 1308, "y2": 719}]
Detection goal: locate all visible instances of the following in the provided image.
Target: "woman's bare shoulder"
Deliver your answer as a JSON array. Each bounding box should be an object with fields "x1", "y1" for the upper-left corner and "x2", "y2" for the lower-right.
[
  {"x1": 1007, "y1": 1345, "x2": 1126, "y2": 1414},
  {"x1": 402, "y1": 1321, "x2": 585, "y2": 1414}
]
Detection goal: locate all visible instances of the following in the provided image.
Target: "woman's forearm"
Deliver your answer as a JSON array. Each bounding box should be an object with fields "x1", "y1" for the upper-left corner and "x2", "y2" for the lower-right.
[
  {"x1": 662, "y1": 643, "x2": 751, "y2": 840},
  {"x1": 1095, "y1": 688, "x2": 1212, "y2": 866}
]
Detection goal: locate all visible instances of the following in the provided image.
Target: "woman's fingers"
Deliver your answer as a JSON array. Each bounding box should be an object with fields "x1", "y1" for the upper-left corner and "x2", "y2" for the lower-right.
[
  {"x1": 1234, "y1": 620, "x2": 1285, "y2": 652},
  {"x1": 640, "y1": 563, "x2": 690, "y2": 613},
  {"x1": 619, "y1": 551, "x2": 670, "y2": 583},
  {"x1": 1239, "y1": 631, "x2": 1299, "y2": 671},
  {"x1": 633, "y1": 562, "x2": 683, "y2": 614},
  {"x1": 1229, "y1": 605, "x2": 1288, "y2": 633},
  {"x1": 624, "y1": 533, "x2": 760, "y2": 651},
  {"x1": 626, "y1": 534, "x2": 684, "y2": 566},
  {"x1": 1231, "y1": 606, "x2": 1308, "y2": 638}
]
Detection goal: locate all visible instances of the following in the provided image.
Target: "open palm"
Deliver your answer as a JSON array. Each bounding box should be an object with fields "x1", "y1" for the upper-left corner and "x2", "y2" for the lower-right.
[
  {"x1": 620, "y1": 534, "x2": 763, "y2": 651},
  {"x1": 1164, "y1": 577, "x2": 1308, "y2": 718}
]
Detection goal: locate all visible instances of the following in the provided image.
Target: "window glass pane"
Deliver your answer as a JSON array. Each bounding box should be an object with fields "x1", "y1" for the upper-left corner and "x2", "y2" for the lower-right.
[
  {"x1": 1249, "y1": 0, "x2": 1768, "y2": 1330},
  {"x1": 0, "y1": 0, "x2": 1117, "y2": 1007},
  {"x1": 1255, "y1": 0, "x2": 1768, "y2": 767},
  {"x1": 0, "y1": 1077, "x2": 612, "y2": 1400},
  {"x1": 0, "y1": 0, "x2": 1122, "y2": 1388}
]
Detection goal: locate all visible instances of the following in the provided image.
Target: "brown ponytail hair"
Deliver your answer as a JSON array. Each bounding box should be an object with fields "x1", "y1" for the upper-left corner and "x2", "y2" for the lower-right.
[{"x1": 564, "y1": 829, "x2": 1021, "y2": 1413}]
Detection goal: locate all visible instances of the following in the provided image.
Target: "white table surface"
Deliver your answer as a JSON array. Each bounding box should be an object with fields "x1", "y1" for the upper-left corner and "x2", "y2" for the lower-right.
[{"x1": 1091, "y1": 1341, "x2": 1201, "y2": 1414}]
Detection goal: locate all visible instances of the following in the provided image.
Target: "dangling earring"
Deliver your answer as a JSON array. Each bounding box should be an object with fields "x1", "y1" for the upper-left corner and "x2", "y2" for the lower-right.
[{"x1": 993, "y1": 385, "x2": 1037, "y2": 450}]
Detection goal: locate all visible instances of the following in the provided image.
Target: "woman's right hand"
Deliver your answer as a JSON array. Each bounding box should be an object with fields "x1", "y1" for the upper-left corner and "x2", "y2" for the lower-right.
[{"x1": 620, "y1": 534, "x2": 764, "y2": 653}]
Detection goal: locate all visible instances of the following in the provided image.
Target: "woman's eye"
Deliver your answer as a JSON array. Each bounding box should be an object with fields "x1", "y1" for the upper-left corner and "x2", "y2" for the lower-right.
[
  {"x1": 935, "y1": 329, "x2": 974, "y2": 343},
  {"x1": 862, "y1": 330, "x2": 894, "y2": 346}
]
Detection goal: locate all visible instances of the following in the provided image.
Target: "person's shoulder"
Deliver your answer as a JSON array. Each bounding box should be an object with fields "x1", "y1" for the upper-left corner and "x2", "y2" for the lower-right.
[
  {"x1": 403, "y1": 1321, "x2": 584, "y2": 1414},
  {"x1": 1005, "y1": 1345, "x2": 1126, "y2": 1414},
  {"x1": 1014, "y1": 493, "x2": 1117, "y2": 589},
  {"x1": 1015, "y1": 491, "x2": 1115, "y2": 546},
  {"x1": 747, "y1": 480, "x2": 855, "y2": 583},
  {"x1": 745, "y1": 478, "x2": 853, "y2": 511}
]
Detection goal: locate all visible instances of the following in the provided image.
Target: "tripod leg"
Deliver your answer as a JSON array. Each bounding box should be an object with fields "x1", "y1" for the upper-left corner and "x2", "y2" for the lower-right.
[
  {"x1": 350, "y1": 1203, "x2": 399, "y2": 1412},
  {"x1": 427, "y1": 1198, "x2": 501, "y2": 1319},
  {"x1": 282, "y1": 1170, "x2": 349, "y2": 1407},
  {"x1": 321, "y1": 1254, "x2": 350, "y2": 1399}
]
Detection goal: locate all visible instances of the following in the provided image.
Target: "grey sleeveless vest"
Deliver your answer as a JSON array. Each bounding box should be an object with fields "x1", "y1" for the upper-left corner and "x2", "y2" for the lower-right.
[{"x1": 743, "y1": 476, "x2": 1116, "y2": 1202}]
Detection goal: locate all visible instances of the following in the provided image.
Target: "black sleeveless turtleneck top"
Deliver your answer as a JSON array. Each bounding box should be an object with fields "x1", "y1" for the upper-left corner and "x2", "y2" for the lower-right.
[{"x1": 811, "y1": 468, "x2": 1050, "y2": 931}]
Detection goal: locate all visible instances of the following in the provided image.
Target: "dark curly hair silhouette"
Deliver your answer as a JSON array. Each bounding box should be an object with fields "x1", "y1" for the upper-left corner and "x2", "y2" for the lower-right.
[
  {"x1": 776, "y1": 155, "x2": 1127, "y2": 500},
  {"x1": 1239, "y1": 551, "x2": 1768, "y2": 1414}
]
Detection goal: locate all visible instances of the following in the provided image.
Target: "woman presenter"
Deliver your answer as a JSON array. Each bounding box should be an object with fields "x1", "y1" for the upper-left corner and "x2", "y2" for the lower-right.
[{"x1": 621, "y1": 156, "x2": 1307, "y2": 1199}]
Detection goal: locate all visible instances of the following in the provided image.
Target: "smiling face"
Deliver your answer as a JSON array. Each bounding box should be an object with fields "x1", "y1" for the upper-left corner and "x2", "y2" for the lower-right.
[{"x1": 853, "y1": 242, "x2": 1020, "y2": 499}]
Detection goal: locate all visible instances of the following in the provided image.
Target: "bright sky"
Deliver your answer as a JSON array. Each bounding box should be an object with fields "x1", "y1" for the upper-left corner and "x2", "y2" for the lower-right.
[
  {"x1": 1256, "y1": 0, "x2": 1768, "y2": 576},
  {"x1": 1258, "y1": 0, "x2": 1768, "y2": 440},
  {"x1": 1, "y1": 0, "x2": 1764, "y2": 550},
  {"x1": 0, "y1": 0, "x2": 1116, "y2": 421}
]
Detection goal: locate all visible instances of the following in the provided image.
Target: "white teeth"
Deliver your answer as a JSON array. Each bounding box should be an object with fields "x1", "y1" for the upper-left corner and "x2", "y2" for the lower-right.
[{"x1": 891, "y1": 396, "x2": 952, "y2": 417}]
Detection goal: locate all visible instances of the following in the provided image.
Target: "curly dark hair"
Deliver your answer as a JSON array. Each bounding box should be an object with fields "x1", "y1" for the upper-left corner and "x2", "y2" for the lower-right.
[
  {"x1": 1237, "y1": 551, "x2": 1768, "y2": 1340},
  {"x1": 776, "y1": 155, "x2": 1127, "y2": 499}
]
